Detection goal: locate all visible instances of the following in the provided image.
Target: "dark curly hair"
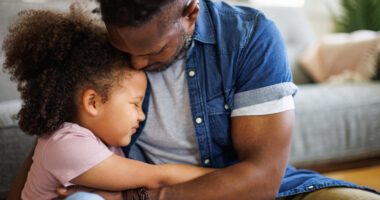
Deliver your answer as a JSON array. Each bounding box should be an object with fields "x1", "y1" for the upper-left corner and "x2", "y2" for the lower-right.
[
  {"x1": 2, "y1": 9, "x2": 130, "y2": 136},
  {"x1": 97, "y1": 0, "x2": 188, "y2": 27}
]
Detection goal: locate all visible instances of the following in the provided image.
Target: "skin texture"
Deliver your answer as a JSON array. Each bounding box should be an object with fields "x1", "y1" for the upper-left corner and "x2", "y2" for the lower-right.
[
  {"x1": 148, "y1": 111, "x2": 294, "y2": 200},
  {"x1": 7, "y1": 1, "x2": 294, "y2": 199},
  {"x1": 105, "y1": 1, "x2": 295, "y2": 200},
  {"x1": 8, "y1": 70, "x2": 215, "y2": 199},
  {"x1": 5, "y1": 7, "x2": 214, "y2": 198},
  {"x1": 78, "y1": 70, "x2": 147, "y2": 147},
  {"x1": 105, "y1": 1, "x2": 197, "y2": 72},
  {"x1": 73, "y1": 70, "x2": 215, "y2": 190}
]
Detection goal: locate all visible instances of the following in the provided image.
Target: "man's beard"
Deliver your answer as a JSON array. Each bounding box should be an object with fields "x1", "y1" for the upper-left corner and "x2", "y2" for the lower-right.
[{"x1": 145, "y1": 31, "x2": 194, "y2": 72}]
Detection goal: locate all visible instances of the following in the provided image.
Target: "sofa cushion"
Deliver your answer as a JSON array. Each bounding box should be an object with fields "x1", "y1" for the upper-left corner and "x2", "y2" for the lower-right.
[
  {"x1": 0, "y1": 99, "x2": 21, "y2": 128},
  {"x1": 0, "y1": 100, "x2": 35, "y2": 198},
  {"x1": 299, "y1": 30, "x2": 380, "y2": 83},
  {"x1": 290, "y1": 82, "x2": 380, "y2": 165}
]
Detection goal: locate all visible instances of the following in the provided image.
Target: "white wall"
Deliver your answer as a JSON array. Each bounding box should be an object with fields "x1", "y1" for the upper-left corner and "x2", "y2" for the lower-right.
[
  {"x1": 304, "y1": 0, "x2": 341, "y2": 37},
  {"x1": 227, "y1": 0, "x2": 342, "y2": 38}
]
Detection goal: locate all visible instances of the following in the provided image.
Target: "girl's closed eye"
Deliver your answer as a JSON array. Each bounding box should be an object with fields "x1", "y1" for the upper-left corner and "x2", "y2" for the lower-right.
[{"x1": 131, "y1": 102, "x2": 140, "y2": 108}]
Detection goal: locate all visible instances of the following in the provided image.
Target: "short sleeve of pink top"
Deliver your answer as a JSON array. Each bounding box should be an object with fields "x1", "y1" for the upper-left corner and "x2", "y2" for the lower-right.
[{"x1": 21, "y1": 122, "x2": 124, "y2": 200}]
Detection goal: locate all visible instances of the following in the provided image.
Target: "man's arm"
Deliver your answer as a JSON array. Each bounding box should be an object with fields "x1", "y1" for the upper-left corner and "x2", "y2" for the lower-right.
[
  {"x1": 149, "y1": 110, "x2": 294, "y2": 200},
  {"x1": 7, "y1": 140, "x2": 36, "y2": 200}
]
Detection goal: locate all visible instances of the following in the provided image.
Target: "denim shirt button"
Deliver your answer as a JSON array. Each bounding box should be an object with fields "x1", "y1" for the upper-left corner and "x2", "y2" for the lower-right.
[
  {"x1": 307, "y1": 185, "x2": 315, "y2": 190},
  {"x1": 204, "y1": 159, "x2": 210, "y2": 165},
  {"x1": 195, "y1": 117, "x2": 203, "y2": 124},
  {"x1": 224, "y1": 104, "x2": 229, "y2": 110},
  {"x1": 188, "y1": 70, "x2": 196, "y2": 77}
]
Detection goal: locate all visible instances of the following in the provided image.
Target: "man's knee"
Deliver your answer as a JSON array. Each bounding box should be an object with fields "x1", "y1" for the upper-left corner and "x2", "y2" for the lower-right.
[{"x1": 291, "y1": 188, "x2": 380, "y2": 200}]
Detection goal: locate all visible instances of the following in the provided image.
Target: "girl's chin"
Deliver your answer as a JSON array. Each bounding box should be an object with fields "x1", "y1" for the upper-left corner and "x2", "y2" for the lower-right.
[{"x1": 119, "y1": 136, "x2": 132, "y2": 147}]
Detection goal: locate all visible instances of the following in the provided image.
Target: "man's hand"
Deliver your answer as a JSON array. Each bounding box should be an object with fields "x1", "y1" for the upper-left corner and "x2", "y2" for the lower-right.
[{"x1": 56, "y1": 186, "x2": 151, "y2": 200}]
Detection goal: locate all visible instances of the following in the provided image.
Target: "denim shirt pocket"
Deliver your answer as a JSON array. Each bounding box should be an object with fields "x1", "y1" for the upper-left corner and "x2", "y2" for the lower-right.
[{"x1": 206, "y1": 92, "x2": 235, "y2": 161}]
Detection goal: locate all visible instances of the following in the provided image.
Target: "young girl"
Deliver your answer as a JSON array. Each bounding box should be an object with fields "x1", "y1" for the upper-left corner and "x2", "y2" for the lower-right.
[{"x1": 2, "y1": 9, "x2": 213, "y2": 200}]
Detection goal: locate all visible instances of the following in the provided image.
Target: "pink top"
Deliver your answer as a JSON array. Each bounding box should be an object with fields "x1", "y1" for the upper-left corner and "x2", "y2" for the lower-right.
[{"x1": 21, "y1": 122, "x2": 124, "y2": 200}]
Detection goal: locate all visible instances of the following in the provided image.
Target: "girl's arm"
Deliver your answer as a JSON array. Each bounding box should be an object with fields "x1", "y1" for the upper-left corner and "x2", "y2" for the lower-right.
[
  {"x1": 71, "y1": 154, "x2": 214, "y2": 191},
  {"x1": 160, "y1": 163, "x2": 215, "y2": 186}
]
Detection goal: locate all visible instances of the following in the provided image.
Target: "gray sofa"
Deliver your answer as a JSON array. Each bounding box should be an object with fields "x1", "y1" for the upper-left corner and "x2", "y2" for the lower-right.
[
  {"x1": 260, "y1": 7, "x2": 380, "y2": 168},
  {"x1": 1, "y1": 1, "x2": 380, "y2": 199}
]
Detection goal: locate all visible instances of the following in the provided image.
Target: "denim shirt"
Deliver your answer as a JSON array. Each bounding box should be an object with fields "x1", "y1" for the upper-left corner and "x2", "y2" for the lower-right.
[{"x1": 125, "y1": 0, "x2": 375, "y2": 197}]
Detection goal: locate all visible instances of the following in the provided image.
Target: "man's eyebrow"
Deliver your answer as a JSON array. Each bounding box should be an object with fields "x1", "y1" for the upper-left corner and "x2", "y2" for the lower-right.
[{"x1": 141, "y1": 44, "x2": 168, "y2": 56}]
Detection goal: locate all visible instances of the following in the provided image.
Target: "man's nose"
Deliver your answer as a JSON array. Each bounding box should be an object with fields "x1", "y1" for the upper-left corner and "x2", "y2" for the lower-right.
[{"x1": 130, "y1": 55, "x2": 149, "y2": 70}]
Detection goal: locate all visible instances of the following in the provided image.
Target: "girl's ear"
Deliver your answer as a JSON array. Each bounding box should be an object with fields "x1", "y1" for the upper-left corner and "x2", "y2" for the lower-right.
[{"x1": 81, "y1": 89, "x2": 102, "y2": 116}]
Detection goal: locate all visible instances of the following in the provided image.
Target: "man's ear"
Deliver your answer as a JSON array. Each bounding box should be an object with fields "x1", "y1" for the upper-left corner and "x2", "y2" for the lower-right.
[
  {"x1": 182, "y1": 0, "x2": 199, "y2": 25},
  {"x1": 81, "y1": 89, "x2": 102, "y2": 117}
]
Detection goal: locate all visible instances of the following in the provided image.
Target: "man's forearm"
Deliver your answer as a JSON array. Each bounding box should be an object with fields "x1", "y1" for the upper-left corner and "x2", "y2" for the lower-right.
[
  {"x1": 64, "y1": 161, "x2": 283, "y2": 200},
  {"x1": 145, "y1": 112, "x2": 294, "y2": 200},
  {"x1": 148, "y1": 161, "x2": 283, "y2": 200}
]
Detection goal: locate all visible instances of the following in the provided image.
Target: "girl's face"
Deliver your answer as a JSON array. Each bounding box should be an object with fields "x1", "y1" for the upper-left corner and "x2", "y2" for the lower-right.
[{"x1": 94, "y1": 70, "x2": 147, "y2": 147}]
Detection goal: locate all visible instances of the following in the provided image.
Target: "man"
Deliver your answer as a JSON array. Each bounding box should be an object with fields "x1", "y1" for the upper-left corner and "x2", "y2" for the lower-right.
[{"x1": 8, "y1": 0, "x2": 380, "y2": 199}]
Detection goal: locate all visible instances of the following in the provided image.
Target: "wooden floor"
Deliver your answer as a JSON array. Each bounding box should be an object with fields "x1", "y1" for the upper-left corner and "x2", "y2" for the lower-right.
[{"x1": 324, "y1": 165, "x2": 380, "y2": 191}]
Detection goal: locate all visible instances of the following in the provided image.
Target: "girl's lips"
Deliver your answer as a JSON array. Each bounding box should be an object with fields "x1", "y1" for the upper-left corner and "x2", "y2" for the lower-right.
[{"x1": 131, "y1": 126, "x2": 139, "y2": 133}]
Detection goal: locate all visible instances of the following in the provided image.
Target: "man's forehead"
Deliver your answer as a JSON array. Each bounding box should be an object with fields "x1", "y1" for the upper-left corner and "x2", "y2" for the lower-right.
[{"x1": 106, "y1": 22, "x2": 170, "y2": 55}]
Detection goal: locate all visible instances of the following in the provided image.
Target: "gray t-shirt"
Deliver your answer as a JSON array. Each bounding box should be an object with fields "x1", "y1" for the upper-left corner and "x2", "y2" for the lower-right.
[
  {"x1": 136, "y1": 57, "x2": 295, "y2": 165},
  {"x1": 137, "y1": 58, "x2": 201, "y2": 165}
]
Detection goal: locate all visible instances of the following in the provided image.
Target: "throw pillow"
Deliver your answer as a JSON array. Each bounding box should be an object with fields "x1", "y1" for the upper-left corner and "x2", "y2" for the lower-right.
[{"x1": 299, "y1": 30, "x2": 380, "y2": 83}]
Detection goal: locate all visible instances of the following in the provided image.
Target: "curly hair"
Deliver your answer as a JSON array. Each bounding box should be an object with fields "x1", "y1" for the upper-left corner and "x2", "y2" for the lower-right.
[
  {"x1": 97, "y1": 0, "x2": 187, "y2": 27},
  {"x1": 2, "y1": 9, "x2": 130, "y2": 136}
]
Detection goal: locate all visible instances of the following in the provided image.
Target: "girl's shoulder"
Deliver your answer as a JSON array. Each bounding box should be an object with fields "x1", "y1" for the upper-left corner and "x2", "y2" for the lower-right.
[
  {"x1": 38, "y1": 122, "x2": 105, "y2": 154},
  {"x1": 52, "y1": 122, "x2": 96, "y2": 139},
  {"x1": 34, "y1": 122, "x2": 116, "y2": 187}
]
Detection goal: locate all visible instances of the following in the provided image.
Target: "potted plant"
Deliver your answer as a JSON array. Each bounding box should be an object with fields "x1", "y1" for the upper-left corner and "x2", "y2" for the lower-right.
[{"x1": 333, "y1": 0, "x2": 380, "y2": 32}]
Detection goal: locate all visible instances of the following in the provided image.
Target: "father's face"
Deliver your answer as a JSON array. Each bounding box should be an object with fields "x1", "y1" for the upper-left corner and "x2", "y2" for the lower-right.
[{"x1": 106, "y1": 17, "x2": 191, "y2": 71}]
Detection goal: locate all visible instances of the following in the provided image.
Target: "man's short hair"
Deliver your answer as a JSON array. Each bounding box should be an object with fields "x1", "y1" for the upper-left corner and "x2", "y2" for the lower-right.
[{"x1": 97, "y1": 0, "x2": 184, "y2": 27}]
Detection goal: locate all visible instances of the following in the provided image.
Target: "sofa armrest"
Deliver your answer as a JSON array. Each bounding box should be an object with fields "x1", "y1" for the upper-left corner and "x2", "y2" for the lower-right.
[
  {"x1": 0, "y1": 100, "x2": 35, "y2": 199},
  {"x1": 0, "y1": 100, "x2": 21, "y2": 128}
]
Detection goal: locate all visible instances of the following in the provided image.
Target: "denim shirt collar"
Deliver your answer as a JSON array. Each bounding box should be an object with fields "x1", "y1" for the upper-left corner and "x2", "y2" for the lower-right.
[{"x1": 193, "y1": 0, "x2": 216, "y2": 44}]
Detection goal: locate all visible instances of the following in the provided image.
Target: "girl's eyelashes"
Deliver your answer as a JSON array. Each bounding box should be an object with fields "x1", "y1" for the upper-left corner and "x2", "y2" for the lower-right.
[
  {"x1": 130, "y1": 99, "x2": 144, "y2": 108},
  {"x1": 131, "y1": 102, "x2": 141, "y2": 108}
]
